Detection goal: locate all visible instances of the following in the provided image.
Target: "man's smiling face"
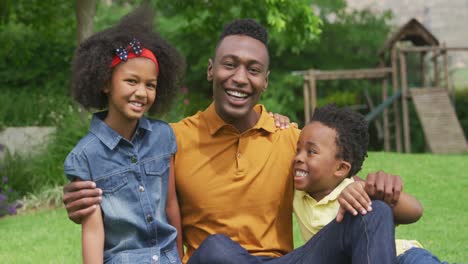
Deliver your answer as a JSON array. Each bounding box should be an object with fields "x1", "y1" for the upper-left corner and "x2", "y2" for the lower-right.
[{"x1": 208, "y1": 35, "x2": 269, "y2": 128}]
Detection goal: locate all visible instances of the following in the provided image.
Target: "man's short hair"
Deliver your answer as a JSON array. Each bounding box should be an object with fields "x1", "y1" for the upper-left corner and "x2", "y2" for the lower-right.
[{"x1": 217, "y1": 18, "x2": 268, "y2": 46}]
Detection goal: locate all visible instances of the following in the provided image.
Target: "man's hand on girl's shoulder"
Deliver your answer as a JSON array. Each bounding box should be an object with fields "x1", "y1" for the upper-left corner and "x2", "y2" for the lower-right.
[{"x1": 62, "y1": 180, "x2": 102, "y2": 224}]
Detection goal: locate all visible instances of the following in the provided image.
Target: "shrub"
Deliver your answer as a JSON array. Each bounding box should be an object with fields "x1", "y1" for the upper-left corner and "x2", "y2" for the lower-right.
[
  {"x1": 0, "y1": 162, "x2": 20, "y2": 217},
  {"x1": 4, "y1": 104, "x2": 90, "y2": 195},
  {"x1": 455, "y1": 88, "x2": 468, "y2": 138}
]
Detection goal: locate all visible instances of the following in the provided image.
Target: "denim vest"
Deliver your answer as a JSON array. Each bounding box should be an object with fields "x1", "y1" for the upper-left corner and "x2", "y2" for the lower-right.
[{"x1": 64, "y1": 112, "x2": 180, "y2": 264}]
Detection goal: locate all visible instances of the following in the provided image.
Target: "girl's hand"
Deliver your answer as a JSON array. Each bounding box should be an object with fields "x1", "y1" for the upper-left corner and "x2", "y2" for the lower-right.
[
  {"x1": 269, "y1": 112, "x2": 298, "y2": 129},
  {"x1": 336, "y1": 181, "x2": 372, "y2": 223}
]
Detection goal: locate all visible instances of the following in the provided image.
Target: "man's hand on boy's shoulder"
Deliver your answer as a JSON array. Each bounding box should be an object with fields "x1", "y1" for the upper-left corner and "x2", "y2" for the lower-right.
[
  {"x1": 338, "y1": 172, "x2": 403, "y2": 222},
  {"x1": 62, "y1": 180, "x2": 102, "y2": 224},
  {"x1": 361, "y1": 171, "x2": 403, "y2": 206},
  {"x1": 352, "y1": 171, "x2": 403, "y2": 206}
]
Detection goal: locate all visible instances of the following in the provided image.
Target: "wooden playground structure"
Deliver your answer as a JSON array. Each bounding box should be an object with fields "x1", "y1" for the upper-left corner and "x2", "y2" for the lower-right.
[{"x1": 301, "y1": 19, "x2": 468, "y2": 154}]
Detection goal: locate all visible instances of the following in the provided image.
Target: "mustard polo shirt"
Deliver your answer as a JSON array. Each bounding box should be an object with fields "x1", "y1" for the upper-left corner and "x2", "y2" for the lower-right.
[
  {"x1": 293, "y1": 178, "x2": 423, "y2": 256},
  {"x1": 171, "y1": 103, "x2": 300, "y2": 263}
]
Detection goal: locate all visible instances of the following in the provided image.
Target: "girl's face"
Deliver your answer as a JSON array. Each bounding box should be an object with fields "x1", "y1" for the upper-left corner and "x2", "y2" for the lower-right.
[{"x1": 103, "y1": 57, "x2": 158, "y2": 125}]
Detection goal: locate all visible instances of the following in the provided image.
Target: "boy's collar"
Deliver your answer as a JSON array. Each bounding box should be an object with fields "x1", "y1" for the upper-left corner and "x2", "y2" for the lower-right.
[{"x1": 299, "y1": 178, "x2": 355, "y2": 205}]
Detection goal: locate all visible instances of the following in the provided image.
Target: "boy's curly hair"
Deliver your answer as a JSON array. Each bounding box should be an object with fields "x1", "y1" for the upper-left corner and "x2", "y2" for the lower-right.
[
  {"x1": 71, "y1": 7, "x2": 185, "y2": 114},
  {"x1": 311, "y1": 104, "x2": 369, "y2": 177}
]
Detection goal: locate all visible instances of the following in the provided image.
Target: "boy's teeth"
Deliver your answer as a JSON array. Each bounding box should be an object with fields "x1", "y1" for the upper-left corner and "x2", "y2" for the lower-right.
[
  {"x1": 226, "y1": 90, "x2": 248, "y2": 98},
  {"x1": 131, "y1": 102, "x2": 143, "y2": 107},
  {"x1": 295, "y1": 170, "x2": 308, "y2": 177}
]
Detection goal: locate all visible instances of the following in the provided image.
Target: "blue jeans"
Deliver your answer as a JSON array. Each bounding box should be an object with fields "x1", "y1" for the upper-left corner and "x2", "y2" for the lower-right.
[
  {"x1": 397, "y1": 248, "x2": 448, "y2": 264},
  {"x1": 188, "y1": 200, "x2": 396, "y2": 264}
]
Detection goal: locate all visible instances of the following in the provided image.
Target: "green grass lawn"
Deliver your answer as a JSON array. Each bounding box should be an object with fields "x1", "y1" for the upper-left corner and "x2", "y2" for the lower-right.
[
  {"x1": 1, "y1": 152, "x2": 466, "y2": 263},
  {"x1": 0, "y1": 208, "x2": 81, "y2": 263}
]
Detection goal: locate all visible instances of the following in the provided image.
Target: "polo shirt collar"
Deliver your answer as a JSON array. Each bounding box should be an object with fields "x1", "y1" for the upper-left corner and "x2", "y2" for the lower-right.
[
  {"x1": 299, "y1": 178, "x2": 355, "y2": 205},
  {"x1": 90, "y1": 111, "x2": 152, "y2": 150},
  {"x1": 203, "y1": 103, "x2": 276, "y2": 135}
]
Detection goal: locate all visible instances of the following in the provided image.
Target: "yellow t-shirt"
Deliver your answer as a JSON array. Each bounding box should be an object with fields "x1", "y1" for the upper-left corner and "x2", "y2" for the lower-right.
[
  {"x1": 171, "y1": 103, "x2": 300, "y2": 263},
  {"x1": 293, "y1": 178, "x2": 423, "y2": 256}
]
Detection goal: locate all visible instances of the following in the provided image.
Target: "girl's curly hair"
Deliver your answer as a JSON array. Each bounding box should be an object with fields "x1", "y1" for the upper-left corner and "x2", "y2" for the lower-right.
[{"x1": 71, "y1": 7, "x2": 185, "y2": 114}]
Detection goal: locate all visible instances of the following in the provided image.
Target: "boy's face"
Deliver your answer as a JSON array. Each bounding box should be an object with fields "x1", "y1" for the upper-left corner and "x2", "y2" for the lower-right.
[
  {"x1": 208, "y1": 35, "x2": 269, "y2": 126},
  {"x1": 293, "y1": 121, "x2": 350, "y2": 199},
  {"x1": 104, "y1": 57, "x2": 157, "y2": 125}
]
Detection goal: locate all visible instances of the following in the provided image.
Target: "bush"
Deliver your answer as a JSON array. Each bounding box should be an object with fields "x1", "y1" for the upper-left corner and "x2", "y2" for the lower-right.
[
  {"x1": 0, "y1": 89, "x2": 73, "y2": 129},
  {"x1": 455, "y1": 88, "x2": 468, "y2": 138},
  {"x1": 0, "y1": 163, "x2": 20, "y2": 217},
  {"x1": 0, "y1": 0, "x2": 75, "y2": 94},
  {"x1": 4, "y1": 104, "x2": 89, "y2": 195}
]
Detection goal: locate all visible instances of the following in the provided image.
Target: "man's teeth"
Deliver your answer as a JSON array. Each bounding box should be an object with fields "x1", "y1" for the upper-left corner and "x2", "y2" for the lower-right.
[
  {"x1": 295, "y1": 170, "x2": 308, "y2": 177},
  {"x1": 130, "y1": 102, "x2": 143, "y2": 107},
  {"x1": 226, "y1": 90, "x2": 248, "y2": 98}
]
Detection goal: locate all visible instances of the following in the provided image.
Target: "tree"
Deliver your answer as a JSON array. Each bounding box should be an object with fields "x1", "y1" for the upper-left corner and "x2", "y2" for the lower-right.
[
  {"x1": 76, "y1": 0, "x2": 97, "y2": 43},
  {"x1": 151, "y1": 0, "x2": 322, "y2": 100}
]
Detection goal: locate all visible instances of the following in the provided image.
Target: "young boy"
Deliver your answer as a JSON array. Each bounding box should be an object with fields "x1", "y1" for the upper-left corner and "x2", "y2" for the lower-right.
[{"x1": 293, "y1": 104, "x2": 447, "y2": 264}]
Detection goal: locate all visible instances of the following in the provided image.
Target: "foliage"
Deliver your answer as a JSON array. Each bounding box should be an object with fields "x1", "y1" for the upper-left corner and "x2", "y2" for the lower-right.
[
  {"x1": 454, "y1": 88, "x2": 468, "y2": 138},
  {"x1": 19, "y1": 185, "x2": 64, "y2": 212},
  {"x1": 94, "y1": 1, "x2": 137, "y2": 32},
  {"x1": 0, "y1": 164, "x2": 20, "y2": 217},
  {"x1": 0, "y1": 89, "x2": 73, "y2": 129},
  {"x1": 264, "y1": 2, "x2": 392, "y2": 126},
  {"x1": 3, "y1": 105, "x2": 89, "y2": 195},
  {"x1": 0, "y1": 0, "x2": 75, "y2": 93},
  {"x1": 151, "y1": 0, "x2": 321, "y2": 115},
  {"x1": 155, "y1": 86, "x2": 192, "y2": 123}
]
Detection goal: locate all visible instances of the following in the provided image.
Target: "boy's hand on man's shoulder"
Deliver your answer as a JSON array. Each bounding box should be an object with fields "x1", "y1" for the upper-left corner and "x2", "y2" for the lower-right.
[{"x1": 269, "y1": 112, "x2": 298, "y2": 129}]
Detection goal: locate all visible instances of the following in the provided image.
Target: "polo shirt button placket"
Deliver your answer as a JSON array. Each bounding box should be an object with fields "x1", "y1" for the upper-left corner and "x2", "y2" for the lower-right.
[{"x1": 152, "y1": 254, "x2": 159, "y2": 262}]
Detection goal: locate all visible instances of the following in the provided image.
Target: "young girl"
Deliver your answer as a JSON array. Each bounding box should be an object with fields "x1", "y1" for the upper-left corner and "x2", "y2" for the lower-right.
[{"x1": 64, "y1": 8, "x2": 184, "y2": 264}]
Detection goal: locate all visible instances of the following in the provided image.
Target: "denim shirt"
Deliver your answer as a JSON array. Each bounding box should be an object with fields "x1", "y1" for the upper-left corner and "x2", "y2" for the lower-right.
[{"x1": 64, "y1": 112, "x2": 180, "y2": 264}]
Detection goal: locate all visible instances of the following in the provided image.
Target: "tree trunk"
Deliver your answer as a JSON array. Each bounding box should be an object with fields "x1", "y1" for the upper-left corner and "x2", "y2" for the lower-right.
[
  {"x1": 75, "y1": 0, "x2": 97, "y2": 122},
  {"x1": 76, "y1": 0, "x2": 97, "y2": 43}
]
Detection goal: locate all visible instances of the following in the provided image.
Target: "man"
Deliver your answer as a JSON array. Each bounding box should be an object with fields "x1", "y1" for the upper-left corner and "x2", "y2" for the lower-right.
[{"x1": 63, "y1": 19, "x2": 403, "y2": 263}]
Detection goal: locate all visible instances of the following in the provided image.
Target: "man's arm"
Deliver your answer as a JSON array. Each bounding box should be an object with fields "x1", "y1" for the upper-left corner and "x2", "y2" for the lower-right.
[
  {"x1": 166, "y1": 156, "x2": 183, "y2": 259},
  {"x1": 82, "y1": 205, "x2": 104, "y2": 264},
  {"x1": 391, "y1": 192, "x2": 423, "y2": 224},
  {"x1": 337, "y1": 181, "x2": 423, "y2": 224},
  {"x1": 353, "y1": 171, "x2": 403, "y2": 206},
  {"x1": 63, "y1": 180, "x2": 102, "y2": 224}
]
